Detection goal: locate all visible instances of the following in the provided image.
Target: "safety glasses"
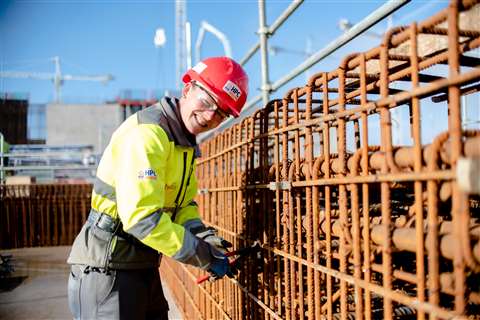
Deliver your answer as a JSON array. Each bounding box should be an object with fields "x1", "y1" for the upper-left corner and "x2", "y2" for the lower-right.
[{"x1": 192, "y1": 81, "x2": 230, "y2": 119}]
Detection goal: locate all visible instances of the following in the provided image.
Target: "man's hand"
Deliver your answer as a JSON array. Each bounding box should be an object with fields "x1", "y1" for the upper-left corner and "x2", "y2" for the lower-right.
[
  {"x1": 207, "y1": 247, "x2": 238, "y2": 281},
  {"x1": 208, "y1": 255, "x2": 230, "y2": 280},
  {"x1": 194, "y1": 227, "x2": 233, "y2": 254}
]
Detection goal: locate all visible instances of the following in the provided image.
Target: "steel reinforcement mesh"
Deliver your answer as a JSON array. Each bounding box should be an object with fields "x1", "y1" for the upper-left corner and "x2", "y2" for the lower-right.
[{"x1": 160, "y1": 1, "x2": 480, "y2": 319}]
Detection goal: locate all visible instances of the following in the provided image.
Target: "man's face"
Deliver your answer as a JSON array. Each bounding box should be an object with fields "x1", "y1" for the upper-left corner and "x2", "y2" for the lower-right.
[{"x1": 180, "y1": 82, "x2": 229, "y2": 135}]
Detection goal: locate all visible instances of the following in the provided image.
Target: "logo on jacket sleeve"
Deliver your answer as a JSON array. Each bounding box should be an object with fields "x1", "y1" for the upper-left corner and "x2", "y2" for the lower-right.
[{"x1": 138, "y1": 168, "x2": 157, "y2": 180}]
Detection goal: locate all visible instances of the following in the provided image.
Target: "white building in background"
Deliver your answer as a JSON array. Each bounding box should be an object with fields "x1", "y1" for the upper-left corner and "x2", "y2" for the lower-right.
[{"x1": 46, "y1": 103, "x2": 123, "y2": 154}]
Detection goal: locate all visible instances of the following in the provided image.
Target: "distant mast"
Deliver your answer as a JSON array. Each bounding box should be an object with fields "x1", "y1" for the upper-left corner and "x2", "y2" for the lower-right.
[{"x1": 175, "y1": 1, "x2": 187, "y2": 90}]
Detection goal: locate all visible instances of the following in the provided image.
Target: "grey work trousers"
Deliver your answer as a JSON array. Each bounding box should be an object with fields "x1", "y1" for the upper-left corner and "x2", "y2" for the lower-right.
[{"x1": 68, "y1": 265, "x2": 169, "y2": 320}]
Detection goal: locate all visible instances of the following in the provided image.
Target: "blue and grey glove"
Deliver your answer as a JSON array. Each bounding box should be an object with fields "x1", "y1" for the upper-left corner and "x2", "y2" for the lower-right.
[
  {"x1": 183, "y1": 221, "x2": 237, "y2": 280},
  {"x1": 193, "y1": 226, "x2": 233, "y2": 254},
  {"x1": 207, "y1": 246, "x2": 237, "y2": 281},
  {"x1": 208, "y1": 255, "x2": 230, "y2": 280}
]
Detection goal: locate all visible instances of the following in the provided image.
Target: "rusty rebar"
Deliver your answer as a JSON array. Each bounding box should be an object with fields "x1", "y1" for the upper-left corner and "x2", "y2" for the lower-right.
[{"x1": 161, "y1": 3, "x2": 480, "y2": 318}]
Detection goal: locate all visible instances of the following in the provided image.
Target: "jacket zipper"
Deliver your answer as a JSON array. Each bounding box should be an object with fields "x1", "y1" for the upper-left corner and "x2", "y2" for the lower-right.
[
  {"x1": 178, "y1": 151, "x2": 195, "y2": 208},
  {"x1": 172, "y1": 152, "x2": 188, "y2": 221}
]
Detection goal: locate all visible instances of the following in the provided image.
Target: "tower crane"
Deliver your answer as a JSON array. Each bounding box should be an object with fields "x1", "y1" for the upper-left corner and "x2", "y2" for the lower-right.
[{"x1": 0, "y1": 56, "x2": 114, "y2": 103}]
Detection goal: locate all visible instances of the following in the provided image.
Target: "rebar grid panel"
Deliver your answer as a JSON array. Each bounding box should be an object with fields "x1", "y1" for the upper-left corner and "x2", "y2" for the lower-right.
[
  {"x1": 160, "y1": 1, "x2": 480, "y2": 319},
  {"x1": 0, "y1": 184, "x2": 91, "y2": 249}
]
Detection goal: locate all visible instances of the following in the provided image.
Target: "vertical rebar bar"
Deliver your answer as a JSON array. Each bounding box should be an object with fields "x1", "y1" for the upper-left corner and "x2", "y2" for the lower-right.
[
  {"x1": 447, "y1": 1, "x2": 466, "y2": 314},
  {"x1": 305, "y1": 83, "x2": 316, "y2": 320},
  {"x1": 359, "y1": 53, "x2": 372, "y2": 320},
  {"x1": 409, "y1": 21, "x2": 426, "y2": 320},
  {"x1": 281, "y1": 96, "x2": 292, "y2": 320},
  {"x1": 322, "y1": 72, "x2": 334, "y2": 320},
  {"x1": 379, "y1": 31, "x2": 393, "y2": 320}
]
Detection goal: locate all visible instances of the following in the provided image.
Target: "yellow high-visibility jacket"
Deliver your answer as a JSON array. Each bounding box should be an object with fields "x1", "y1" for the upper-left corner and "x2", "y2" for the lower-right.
[{"x1": 68, "y1": 97, "x2": 212, "y2": 269}]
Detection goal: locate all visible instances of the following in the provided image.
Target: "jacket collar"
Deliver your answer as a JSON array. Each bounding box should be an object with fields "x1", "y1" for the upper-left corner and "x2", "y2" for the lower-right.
[{"x1": 159, "y1": 97, "x2": 201, "y2": 156}]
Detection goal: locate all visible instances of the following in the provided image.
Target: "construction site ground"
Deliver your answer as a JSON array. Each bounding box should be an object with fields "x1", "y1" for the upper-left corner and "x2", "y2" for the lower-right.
[{"x1": 0, "y1": 246, "x2": 182, "y2": 320}]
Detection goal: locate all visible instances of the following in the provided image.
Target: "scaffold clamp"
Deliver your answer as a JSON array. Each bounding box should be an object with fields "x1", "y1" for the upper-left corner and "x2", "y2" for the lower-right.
[
  {"x1": 457, "y1": 157, "x2": 480, "y2": 195},
  {"x1": 268, "y1": 181, "x2": 291, "y2": 191},
  {"x1": 198, "y1": 188, "x2": 209, "y2": 195}
]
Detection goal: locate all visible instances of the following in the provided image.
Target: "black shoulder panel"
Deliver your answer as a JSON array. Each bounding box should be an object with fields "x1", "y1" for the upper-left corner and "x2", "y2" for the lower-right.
[{"x1": 137, "y1": 103, "x2": 175, "y2": 142}]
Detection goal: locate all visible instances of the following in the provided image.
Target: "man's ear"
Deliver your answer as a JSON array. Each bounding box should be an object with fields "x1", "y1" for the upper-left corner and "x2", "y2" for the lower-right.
[{"x1": 182, "y1": 82, "x2": 193, "y2": 98}]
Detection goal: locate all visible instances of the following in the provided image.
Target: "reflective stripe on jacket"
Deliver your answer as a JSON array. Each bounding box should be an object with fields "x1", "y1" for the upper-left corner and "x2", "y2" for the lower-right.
[{"x1": 68, "y1": 97, "x2": 212, "y2": 269}]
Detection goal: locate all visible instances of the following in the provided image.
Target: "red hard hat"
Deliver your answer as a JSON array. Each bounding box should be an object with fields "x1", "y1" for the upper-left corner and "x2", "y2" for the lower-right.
[{"x1": 182, "y1": 56, "x2": 248, "y2": 117}]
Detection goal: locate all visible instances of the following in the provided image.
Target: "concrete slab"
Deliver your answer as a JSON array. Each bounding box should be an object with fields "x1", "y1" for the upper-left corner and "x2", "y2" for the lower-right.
[
  {"x1": 0, "y1": 246, "x2": 182, "y2": 320},
  {"x1": 0, "y1": 246, "x2": 71, "y2": 320}
]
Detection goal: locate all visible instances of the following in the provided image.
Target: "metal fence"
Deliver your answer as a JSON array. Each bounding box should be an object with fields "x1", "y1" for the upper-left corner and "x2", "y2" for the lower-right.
[
  {"x1": 160, "y1": 1, "x2": 480, "y2": 319},
  {"x1": 0, "y1": 184, "x2": 91, "y2": 249},
  {"x1": 0, "y1": 143, "x2": 98, "y2": 184}
]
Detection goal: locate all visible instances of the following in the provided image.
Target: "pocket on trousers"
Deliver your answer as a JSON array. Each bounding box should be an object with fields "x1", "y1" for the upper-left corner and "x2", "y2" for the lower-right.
[
  {"x1": 96, "y1": 270, "x2": 117, "y2": 306},
  {"x1": 68, "y1": 265, "x2": 85, "y2": 319},
  {"x1": 87, "y1": 224, "x2": 115, "y2": 268}
]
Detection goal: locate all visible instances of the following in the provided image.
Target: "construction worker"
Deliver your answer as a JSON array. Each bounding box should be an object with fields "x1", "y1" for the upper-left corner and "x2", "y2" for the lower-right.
[{"x1": 67, "y1": 56, "x2": 248, "y2": 320}]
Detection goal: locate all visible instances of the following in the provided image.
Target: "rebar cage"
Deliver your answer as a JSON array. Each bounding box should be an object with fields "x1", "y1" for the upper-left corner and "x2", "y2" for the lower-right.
[
  {"x1": 160, "y1": 1, "x2": 480, "y2": 319},
  {"x1": 0, "y1": 184, "x2": 91, "y2": 248}
]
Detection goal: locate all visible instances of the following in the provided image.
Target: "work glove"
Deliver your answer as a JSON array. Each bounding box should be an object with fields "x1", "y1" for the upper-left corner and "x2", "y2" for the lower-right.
[
  {"x1": 208, "y1": 255, "x2": 230, "y2": 280},
  {"x1": 207, "y1": 246, "x2": 238, "y2": 281},
  {"x1": 193, "y1": 226, "x2": 233, "y2": 254}
]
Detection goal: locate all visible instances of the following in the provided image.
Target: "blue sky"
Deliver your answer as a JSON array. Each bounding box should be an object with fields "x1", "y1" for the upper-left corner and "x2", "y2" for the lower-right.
[{"x1": 1, "y1": 1, "x2": 449, "y2": 105}]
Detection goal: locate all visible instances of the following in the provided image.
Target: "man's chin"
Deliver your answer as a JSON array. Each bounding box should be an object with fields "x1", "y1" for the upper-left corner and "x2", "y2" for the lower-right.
[{"x1": 186, "y1": 125, "x2": 207, "y2": 136}]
